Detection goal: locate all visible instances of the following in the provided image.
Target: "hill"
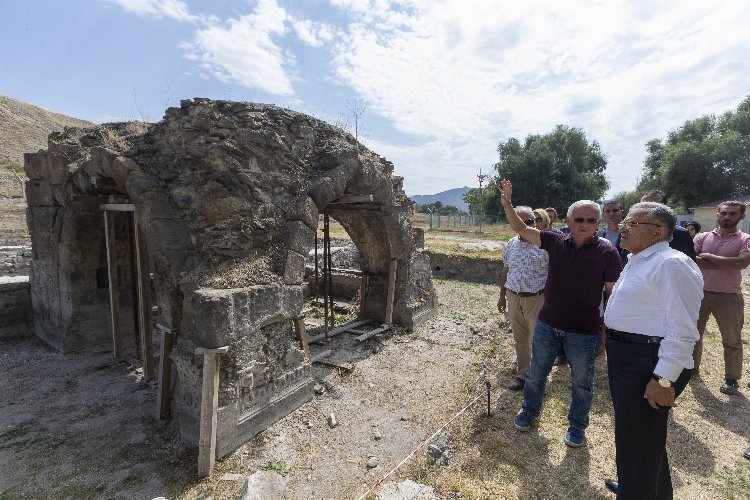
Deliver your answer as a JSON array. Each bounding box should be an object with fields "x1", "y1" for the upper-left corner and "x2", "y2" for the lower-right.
[
  {"x1": 0, "y1": 95, "x2": 94, "y2": 170},
  {"x1": 410, "y1": 186, "x2": 471, "y2": 212}
]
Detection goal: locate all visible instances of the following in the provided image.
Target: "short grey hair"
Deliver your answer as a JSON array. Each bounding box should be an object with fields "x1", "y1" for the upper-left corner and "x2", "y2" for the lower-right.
[
  {"x1": 515, "y1": 205, "x2": 533, "y2": 215},
  {"x1": 629, "y1": 202, "x2": 676, "y2": 240},
  {"x1": 566, "y1": 200, "x2": 601, "y2": 218}
]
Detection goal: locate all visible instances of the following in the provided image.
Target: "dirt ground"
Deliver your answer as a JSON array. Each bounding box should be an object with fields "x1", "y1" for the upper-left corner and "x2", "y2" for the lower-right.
[{"x1": 1, "y1": 199, "x2": 748, "y2": 499}]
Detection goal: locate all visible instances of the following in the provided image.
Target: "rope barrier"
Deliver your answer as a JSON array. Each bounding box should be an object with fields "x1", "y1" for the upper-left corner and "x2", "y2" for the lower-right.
[{"x1": 356, "y1": 380, "x2": 492, "y2": 500}]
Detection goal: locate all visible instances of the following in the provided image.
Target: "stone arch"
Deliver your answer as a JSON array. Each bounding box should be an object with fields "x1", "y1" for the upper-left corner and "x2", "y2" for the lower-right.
[{"x1": 24, "y1": 99, "x2": 436, "y2": 457}]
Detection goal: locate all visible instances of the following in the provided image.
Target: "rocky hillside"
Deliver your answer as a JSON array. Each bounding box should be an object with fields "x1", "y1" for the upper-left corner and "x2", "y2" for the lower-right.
[{"x1": 0, "y1": 95, "x2": 94, "y2": 171}]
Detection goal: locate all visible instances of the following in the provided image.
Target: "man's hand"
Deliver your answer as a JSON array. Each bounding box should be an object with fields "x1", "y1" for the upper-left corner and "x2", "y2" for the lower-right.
[
  {"x1": 644, "y1": 379, "x2": 676, "y2": 409},
  {"x1": 498, "y1": 179, "x2": 513, "y2": 205},
  {"x1": 497, "y1": 295, "x2": 507, "y2": 314}
]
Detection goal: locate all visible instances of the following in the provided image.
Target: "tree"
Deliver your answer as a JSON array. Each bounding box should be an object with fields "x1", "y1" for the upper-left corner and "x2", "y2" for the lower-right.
[
  {"x1": 493, "y1": 125, "x2": 609, "y2": 214},
  {"x1": 638, "y1": 95, "x2": 750, "y2": 211}
]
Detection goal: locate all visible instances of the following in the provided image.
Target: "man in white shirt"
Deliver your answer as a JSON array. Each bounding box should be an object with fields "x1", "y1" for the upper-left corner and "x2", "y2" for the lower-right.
[
  {"x1": 498, "y1": 206, "x2": 549, "y2": 390},
  {"x1": 603, "y1": 202, "x2": 703, "y2": 499}
]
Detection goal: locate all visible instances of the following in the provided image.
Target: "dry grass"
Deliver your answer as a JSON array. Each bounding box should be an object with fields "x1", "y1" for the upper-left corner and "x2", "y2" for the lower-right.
[{"x1": 400, "y1": 285, "x2": 750, "y2": 499}]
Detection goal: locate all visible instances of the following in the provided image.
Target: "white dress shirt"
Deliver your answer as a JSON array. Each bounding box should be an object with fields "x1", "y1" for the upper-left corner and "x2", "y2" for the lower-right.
[{"x1": 604, "y1": 241, "x2": 703, "y2": 382}]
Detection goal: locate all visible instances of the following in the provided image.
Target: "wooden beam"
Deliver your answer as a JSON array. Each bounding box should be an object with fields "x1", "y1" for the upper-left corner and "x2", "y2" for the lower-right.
[
  {"x1": 104, "y1": 212, "x2": 122, "y2": 361},
  {"x1": 310, "y1": 349, "x2": 333, "y2": 364},
  {"x1": 384, "y1": 259, "x2": 397, "y2": 325},
  {"x1": 308, "y1": 319, "x2": 373, "y2": 344},
  {"x1": 134, "y1": 221, "x2": 155, "y2": 381},
  {"x1": 293, "y1": 317, "x2": 311, "y2": 360},
  {"x1": 156, "y1": 325, "x2": 174, "y2": 421},
  {"x1": 355, "y1": 324, "x2": 392, "y2": 343},
  {"x1": 195, "y1": 345, "x2": 229, "y2": 478},
  {"x1": 91, "y1": 176, "x2": 120, "y2": 191},
  {"x1": 103, "y1": 210, "x2": 123, "y2": 360},
  {"x1": 359, "y1": 274, "x2": 369, "y2": 319},
  {"x1": 100, "y1": 203, "x2": 135, "y2": 212}
]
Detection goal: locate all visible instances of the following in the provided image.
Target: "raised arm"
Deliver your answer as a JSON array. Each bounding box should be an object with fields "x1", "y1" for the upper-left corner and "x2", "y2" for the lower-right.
[{"x1": 498, "y1": 179, "x2": 542, "y2": 247}]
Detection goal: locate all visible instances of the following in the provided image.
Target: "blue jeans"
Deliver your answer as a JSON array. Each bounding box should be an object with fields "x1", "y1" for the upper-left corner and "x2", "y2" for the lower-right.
[{"x1": 521, "y1": 320, "x2": 599, "y2": 432}]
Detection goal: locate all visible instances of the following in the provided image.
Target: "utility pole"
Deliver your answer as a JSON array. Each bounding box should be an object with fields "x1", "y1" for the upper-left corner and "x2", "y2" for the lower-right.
[{"x1": 477, "y1": 168, "x2": 489, "y2": 233}]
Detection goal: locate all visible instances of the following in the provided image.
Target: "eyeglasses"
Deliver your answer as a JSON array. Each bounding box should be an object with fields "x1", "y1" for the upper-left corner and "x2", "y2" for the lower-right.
[
  {"x1": 618, "y1": 220, "x2": 662, "y2": 230},
  {"x1": 571, "y1": 217, "x2": 599, "y2": 224},
  {"x1": 534, "y1": 217, "x2": 543, "y2": 222},
  {"x1": 523, "y1": 218, "x2": 535, "y2": 226}
]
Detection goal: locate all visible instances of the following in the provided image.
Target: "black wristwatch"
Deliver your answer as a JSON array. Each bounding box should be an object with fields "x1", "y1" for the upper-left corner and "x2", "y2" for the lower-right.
[{"x1": 652, "y1": 374, "x2": 672, "y2": 388}]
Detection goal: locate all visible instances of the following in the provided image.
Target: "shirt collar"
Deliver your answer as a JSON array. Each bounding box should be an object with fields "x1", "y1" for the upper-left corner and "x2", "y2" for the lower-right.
[{"x1": 630, "y1": 240, "x2": 669, "y2": 260}]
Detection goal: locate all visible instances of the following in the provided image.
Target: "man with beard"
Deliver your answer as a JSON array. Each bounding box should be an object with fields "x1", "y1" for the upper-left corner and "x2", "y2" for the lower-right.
[{"x1": 692, "y1": 200, "x2": 750, "y2": 394}]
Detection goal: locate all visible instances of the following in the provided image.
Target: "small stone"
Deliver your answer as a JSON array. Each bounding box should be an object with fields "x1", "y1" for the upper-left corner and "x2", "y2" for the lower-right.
[
  {"x1": 426, "y1": 444, "x2": 442, "y2": 459},
  {"x1": 314, "y1": 384, "x2": 325, "y2": 395},
  {"x1": 436, "y1": 453, "x2": 449, "y2": 467},
  {"x1": 373, "y1": 430, "x2": 382, "y2": 440},
  {"x1": 400, "y1": 415, "x2": 408, "y2": 421},
  {"x1": 220, "y1": 473, "x2": 244, "y2": 481},
  {"x1": 323, "y1": 379, "x2": 335, "y2": 391},
  {"x1": 366, "y1": 456, "x2": 378, "y2": 469},
  {"x1": 328, "y1": 413, "x2": 338, "y2": 428},
  {"x1": 368, "y1": 383, "x2": 375, "y2": 390}
]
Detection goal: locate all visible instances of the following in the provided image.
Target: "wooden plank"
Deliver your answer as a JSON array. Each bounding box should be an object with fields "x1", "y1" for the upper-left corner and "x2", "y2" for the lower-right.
[
  {"x1": 384, "y1": 259, "x2": 397, "y2": 325},
  {"x1": 293, "y1": 317, "x2": 311, "y2": 359},
  {"x1": 359, "y1": 274, "x2": 369, "y2": 318},
  {"x1": 195, "y1": 348, "x2": 226, "y2": 478},
  {"x1": 308, "y1": 319, "x2": 373, "y2": 344},
  {"x1": 156, "y1": 327, "x2": 174, "y2": 420},
  {"x1": 134, "y1": 221, "x2": 155, "y2": 381},
  {"x1": 310, "y1": 349, "x2": 333, "y2": 364},
  {"x1": 91, "y1": 176, "x2": 119, "y2": 191},
  {"x1": 355, "y1": 324, "x2": 392, "y2": 342},
  {"x1": 314, "y1": 359, "x2": 355, "y2": 373},
  {"x1": 103, "y1": 210, "x2": 122, "y2": 360},
  {"x1": 100, "y1": 203, "x2": 135, "y2": 212}
]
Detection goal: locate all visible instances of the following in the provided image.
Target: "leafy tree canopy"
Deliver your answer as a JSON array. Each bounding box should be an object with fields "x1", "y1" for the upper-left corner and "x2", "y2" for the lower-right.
[
  {"x1": 638, "y1": 95, "x2": 750, "y2": 211},
  {"x1": 493, "y1": 125, "x2": 609, "y2": 215},
  {"x1": 414, "y1": 201, "x2": 464, "y2": 215}
]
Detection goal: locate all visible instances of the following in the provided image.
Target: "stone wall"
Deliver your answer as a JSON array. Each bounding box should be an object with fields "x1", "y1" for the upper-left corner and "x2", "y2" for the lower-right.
[
  {"x1": 0, "y1": 276, "x2": 33, "y2": 339},
  {"x1": 24, "y1": 99, "x2": 437, "y2": 458},
  {"x1": 0, "y1": 245, "x2": 32, "y2": 277}
]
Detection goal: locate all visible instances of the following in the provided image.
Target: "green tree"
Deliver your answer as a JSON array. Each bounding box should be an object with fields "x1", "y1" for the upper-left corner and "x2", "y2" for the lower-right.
[
  {"x1": 638, "y1": 95, "x2": 750, "y2": 211},
  {"x1": 494, "y1": 125, "x2": 609, "y2": 213}
]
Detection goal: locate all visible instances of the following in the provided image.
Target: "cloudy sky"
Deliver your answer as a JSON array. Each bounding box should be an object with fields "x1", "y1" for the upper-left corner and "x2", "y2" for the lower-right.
[{"x1": 1, "y1": 0, "x2": 749, "y2": 196}]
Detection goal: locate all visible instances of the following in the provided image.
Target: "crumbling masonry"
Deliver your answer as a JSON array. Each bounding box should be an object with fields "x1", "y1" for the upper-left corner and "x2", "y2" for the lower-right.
[{"x1": 23, "y1": 98, "x2": 437, "y2": 457}]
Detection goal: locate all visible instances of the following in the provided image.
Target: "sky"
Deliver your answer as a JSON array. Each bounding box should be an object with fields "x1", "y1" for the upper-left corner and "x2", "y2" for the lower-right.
[{"x1": 1, "y1": 0, "x2": 749, "y2": 197}]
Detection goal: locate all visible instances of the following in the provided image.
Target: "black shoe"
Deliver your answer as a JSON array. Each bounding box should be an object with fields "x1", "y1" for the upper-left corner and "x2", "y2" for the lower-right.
[
  {"x1": 507, "y1": 377, "x2": 525, "y2": 391},
  {"x1": 604, "y1": 479, "x2": 618, "y2": 494},
  {"x1": 720, "y1": 378, "x2": 739, "y2": 395},
  {"x1": 744, "y1": 448, "x2": 750, "y2": 460}
]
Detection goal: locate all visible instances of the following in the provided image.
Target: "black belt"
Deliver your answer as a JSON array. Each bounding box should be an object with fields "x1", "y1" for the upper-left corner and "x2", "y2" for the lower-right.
[
  {"x1": 508, "y1": 289, "x2": 544, "y2": 297},
  {"x1": 606, "y1": 328, "x2": 662, "y2": 344}
]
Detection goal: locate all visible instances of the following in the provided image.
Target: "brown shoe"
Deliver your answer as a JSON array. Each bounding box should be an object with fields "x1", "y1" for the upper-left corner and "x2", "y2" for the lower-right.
[{"x1": 507, "y1": 377, "x2": 525, "y2": 391}]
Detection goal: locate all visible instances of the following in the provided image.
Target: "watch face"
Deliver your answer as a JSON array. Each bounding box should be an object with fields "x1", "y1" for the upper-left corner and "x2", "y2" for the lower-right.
[{"x1": 658, "y1": 378, "x2": 671, "y2": 388}]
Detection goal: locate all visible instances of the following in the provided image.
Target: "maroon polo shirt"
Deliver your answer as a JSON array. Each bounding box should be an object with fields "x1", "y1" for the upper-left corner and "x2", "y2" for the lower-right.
[{"x1": 538, "y1": 230, "x2": 622, "y2": 335}]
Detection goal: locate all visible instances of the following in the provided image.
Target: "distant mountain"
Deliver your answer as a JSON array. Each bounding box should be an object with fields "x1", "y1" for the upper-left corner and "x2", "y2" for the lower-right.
[
  {"x1": 410, "y1": 186, "x2": 470, "y2": 212},
  {"x1": 0, "y1": 95, "x2": 94, "y2": 169}
]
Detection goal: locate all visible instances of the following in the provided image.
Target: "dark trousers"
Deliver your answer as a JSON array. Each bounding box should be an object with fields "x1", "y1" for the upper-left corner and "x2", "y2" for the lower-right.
[{"x1": 606, "y1": 337, "x2": 691, "y2": 500}]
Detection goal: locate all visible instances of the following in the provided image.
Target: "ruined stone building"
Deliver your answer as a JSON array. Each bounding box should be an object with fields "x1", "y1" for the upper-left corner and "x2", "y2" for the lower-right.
[{"x1": 21, "y1": 99, "x2": 436, "y2": 458}]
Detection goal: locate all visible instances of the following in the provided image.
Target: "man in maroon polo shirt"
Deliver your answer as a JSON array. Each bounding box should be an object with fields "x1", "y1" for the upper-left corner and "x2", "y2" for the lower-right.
[{"x1": 499, "y1": 180, "x2": 622, "y2": 448}]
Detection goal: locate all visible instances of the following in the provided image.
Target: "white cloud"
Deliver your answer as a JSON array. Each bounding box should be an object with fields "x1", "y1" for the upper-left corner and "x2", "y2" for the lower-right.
[
  {"x1": 181, "y1": 0, "x2": 296, "y2": 96},
  {"x1": 327, "y1": 0, "x2": 750, "y2": 195},
  {"x1": 293, "y1": 19, "x2": 336, "y2": 47},
  {"x1": 109, "y1": 0, "x2": 197, "y2": 23}
]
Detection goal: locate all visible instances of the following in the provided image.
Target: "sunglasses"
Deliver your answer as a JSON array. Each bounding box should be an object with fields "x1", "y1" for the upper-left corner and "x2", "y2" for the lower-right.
[
  {"x1": 523, "y1": 218, "x2": 535, "y2": 226},
  {"x1": 571, "y1": 217, "x2": 599, "y2": 224}
]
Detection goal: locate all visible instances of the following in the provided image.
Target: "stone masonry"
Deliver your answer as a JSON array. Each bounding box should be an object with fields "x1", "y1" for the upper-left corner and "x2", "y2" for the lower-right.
[{"x1": 24, "y1": 99, "x2": 437, "y2": 458}]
